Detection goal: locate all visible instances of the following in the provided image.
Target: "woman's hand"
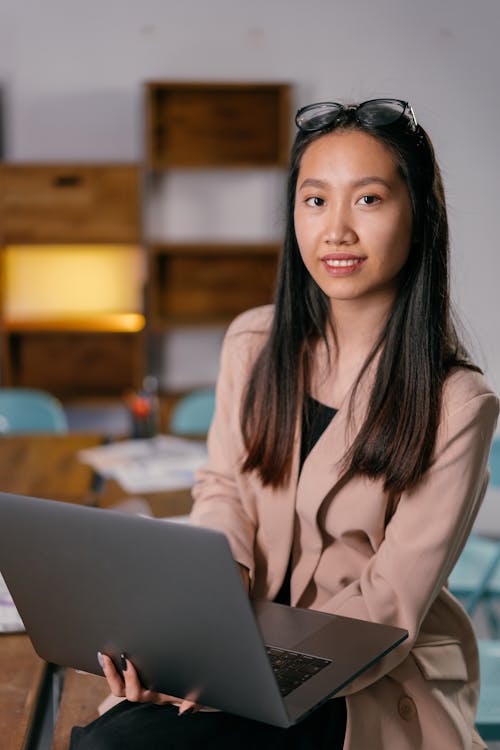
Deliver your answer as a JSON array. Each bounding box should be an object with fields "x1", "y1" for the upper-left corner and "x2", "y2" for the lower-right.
[
  {"x1": 97, "y1": 563, "x2": 248, "y2": 714},
  {"x1": 98, "y1": 652, "x2": 200, "y2": 715}
]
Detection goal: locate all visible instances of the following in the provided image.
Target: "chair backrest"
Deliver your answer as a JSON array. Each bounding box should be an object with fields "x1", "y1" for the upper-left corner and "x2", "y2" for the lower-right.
[
  {"x1": 448, "y1": 534, "x2": 500, "y2": 639},
  {"x1": 449, "y1": 535, "x2": 500, "y2": 597},
  {"x1": 169, "y1": 387, "x2": 216, "y2": 437},
  {"x1": 489, "y1": 436, "x2": 500, "y2": 487},
  {"x1": 0, "y1": 388, "x2": 68, "y2": 435},
  {"x1": 476, "y1": 639, "x2": 500, "y2": 740}
]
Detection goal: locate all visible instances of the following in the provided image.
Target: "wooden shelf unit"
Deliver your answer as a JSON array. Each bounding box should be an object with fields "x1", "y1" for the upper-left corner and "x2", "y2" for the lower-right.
[
  {"x1": 0, "y1": 164, "x2": 141, "y2": 243},
  {"x1": 0, "y1": 83, "x2": 292, "y2": 395},
  {"x1": 0, "y1": 163, "x2": 146, "y2": 398},
  {"x1": 149, "y1": 242, "x2": 280, "y2": 328},
  {"x1": 144, "y1": 81, "x2": 291, "y2": 332},
  {"x1": 145, "y1": 81, "x2": 291, "y2": 170}
]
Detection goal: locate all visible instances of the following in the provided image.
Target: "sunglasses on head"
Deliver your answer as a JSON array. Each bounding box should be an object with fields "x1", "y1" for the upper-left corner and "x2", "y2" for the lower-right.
[{"x1": 295, "y1": 98, "x2": 418, "y2": 134}]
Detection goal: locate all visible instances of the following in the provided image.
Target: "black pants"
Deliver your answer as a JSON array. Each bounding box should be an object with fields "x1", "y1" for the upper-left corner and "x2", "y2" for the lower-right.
[{"x1": 70, "y1": 697, "x2": 346, "y2": 750}]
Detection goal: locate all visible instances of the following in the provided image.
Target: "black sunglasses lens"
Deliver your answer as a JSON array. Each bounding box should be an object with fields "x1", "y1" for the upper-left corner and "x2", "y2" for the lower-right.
[
  {"x1": 295, "y1": 103, "x2": 343, "y2": 132},
  {"x1": 295, "y1": 99, "x2": 416, "y2": 133},
  {"x1": 357, "y1": 99, "x2": 406, "y2": 127}
]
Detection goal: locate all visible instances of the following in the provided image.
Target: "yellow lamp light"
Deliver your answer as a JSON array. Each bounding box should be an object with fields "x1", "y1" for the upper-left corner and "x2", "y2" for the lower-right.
[{"x1": 2, "y1": 244, "x2": 146, "y2": 323}]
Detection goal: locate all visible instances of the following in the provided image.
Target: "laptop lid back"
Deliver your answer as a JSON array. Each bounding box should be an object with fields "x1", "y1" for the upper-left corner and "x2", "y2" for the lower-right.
[{"x1": 0, "y1": 492, "x2": 289, "y2": 726}]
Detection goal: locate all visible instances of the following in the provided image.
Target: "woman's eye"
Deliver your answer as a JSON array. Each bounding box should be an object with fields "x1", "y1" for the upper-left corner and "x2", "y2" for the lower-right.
[
  {"x1": 358, "y1": 195, "x2": 380, "y2": 206},
  {"x1": 305, "y1": 196, "x2": 325, "y2": 207}
]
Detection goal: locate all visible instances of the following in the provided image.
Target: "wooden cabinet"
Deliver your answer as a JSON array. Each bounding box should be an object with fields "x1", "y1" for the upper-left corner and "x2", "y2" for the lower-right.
[
  {"x1": 0, "y1": 82, "x2": 292, "y2": 397},
  {"x1": 2, "y1": 323, "x2": 145, "y2": 397},
  {"x1": 145, "y1": 81, "x2": 290, "y2": 170},
  {"x1": 149, "y1": 242, "x2": 280, "y2": 328},
  {"x1": 0, "y1": 164, "x2": 146, "y2": 398},
  {"x1": 144, "y1": 81, "x2": 291, "y2": 330},
  {"x1": 0, "y1": 164, "x2": 140, "y2": 243}
]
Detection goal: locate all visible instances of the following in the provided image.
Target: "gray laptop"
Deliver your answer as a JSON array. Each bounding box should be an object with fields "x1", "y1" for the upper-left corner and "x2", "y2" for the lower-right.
[{"x1": 0, "y1": 491, "x2": 407, "y2": 728}]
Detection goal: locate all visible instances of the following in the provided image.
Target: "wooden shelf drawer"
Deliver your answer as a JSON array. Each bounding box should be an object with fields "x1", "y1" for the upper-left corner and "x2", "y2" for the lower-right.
[
  {"x1": 149, "y1": 243, "x2": 279, "y2": 326},
  {"x1": 4, "y1": 331, "x2": 145, "y2": 398},
  {"x1": 0, "y1": 164, "x2": 141, "y2": 243},
  {"x1": 146, "y1": 82, "x2": 291, "y2": 169}
]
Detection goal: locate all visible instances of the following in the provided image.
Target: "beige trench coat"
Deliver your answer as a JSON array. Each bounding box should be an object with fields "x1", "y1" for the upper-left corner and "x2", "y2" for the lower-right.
[{"x1": 191, "y1": 306, "x2": 499, "y2": 750}]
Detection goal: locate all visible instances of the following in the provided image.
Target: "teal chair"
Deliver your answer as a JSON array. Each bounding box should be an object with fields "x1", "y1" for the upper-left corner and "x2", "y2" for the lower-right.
[
  {"x1": 449, "y1": 438, "x2": 500, "y2": 637},
  {"x1": 490, "y1": 437, "x2": 500, "y2": 487},
  {"x1": 476, "y1": 639, "x2": 500, "y2": 741},
  {"x1": 0, "y1": 387, "x2": 68, "y2": 434},
  {"x1": 169, "y1": 387, "x2": 216, "y2": 437},
  {"x1": 449, "y1": 535, "x2": 500, "y2": 637}
]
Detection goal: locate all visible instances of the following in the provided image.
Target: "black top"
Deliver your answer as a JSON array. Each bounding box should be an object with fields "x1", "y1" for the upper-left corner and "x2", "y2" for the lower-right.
[
  {"x1": 299, "y1": 395, "x2": 338, "y2": 473},
  {"x1": 274, "y1": 395, "x2": 337, "y2": 606}
]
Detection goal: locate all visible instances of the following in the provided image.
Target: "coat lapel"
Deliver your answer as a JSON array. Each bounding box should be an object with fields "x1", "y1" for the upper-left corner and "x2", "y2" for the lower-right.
[
  {"x1": 252, "y1": 418, "x2": 301, "y2": 600},
  {"x1": 291, "y1": 348, "x2": 375, "y2": 605}
]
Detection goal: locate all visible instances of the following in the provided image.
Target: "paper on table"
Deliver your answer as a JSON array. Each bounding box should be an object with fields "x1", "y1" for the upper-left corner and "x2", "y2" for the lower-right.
[
  {"x1": 78, "y1": 435, "x2": 208, "y2": 493},
  {"x1": 0, "y1": 572, "x2": 25, "y2": 633}
]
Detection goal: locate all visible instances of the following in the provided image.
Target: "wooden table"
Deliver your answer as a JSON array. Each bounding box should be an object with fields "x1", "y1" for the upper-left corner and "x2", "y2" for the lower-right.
[
  {"x1": 0, "y1": 635, "x2": 46, "y2": 750},
  {"x1": 0, "y1": 433, "x2": 101, "y2": 504},
  {"x1": 51, "y1": 670, "x2": 109, "y2": 750},
  {"x1": 0, "y1": 432, "x2": 194, "y2": 516},
  {"x1": 0, "y1": 432, "x2": 194, "y2": 749}
]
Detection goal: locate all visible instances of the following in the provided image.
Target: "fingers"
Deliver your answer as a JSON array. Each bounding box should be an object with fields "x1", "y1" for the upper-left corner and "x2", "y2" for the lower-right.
[
  {"x1": 98, "y1": 652, "x2": 185, "y2": 707},
  {"x1": 99, "y1": 652, "x2": 125, "y2": 697},
  {"x1": 121, "y1": 656, "x2": 145, "y2": 703},
  {"x1": 178, "y1": 698, "x2": 199, "y2": 715},
  {"x1": 179, "y1": 688, "x2": 202, "y2": 715},
  {"x1": 121, "y1": 655, "x2": 173, "y2": 705}
]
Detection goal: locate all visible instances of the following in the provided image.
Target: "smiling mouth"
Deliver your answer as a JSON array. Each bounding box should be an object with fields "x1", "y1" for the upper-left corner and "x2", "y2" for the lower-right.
[
  {"x1": 324, "y1": 258, "x2": 363, "y2": 268},
  {"x1": 320, "y1": 255, "x2": 366, "y2": 276}
]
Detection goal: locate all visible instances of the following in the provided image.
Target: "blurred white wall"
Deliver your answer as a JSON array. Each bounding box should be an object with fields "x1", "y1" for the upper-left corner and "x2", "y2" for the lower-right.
[{"x1": 1, "y1": 0, "x2": 499, "y2": 395}]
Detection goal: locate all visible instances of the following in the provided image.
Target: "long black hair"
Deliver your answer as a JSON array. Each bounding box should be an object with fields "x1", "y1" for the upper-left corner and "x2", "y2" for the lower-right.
[{"x1": 241, "y1": 106, "x2": 479, "y2": 492}]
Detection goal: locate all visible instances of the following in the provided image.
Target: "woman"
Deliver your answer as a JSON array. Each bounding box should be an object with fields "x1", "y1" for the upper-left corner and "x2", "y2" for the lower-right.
[{"x1": 72, "y1": 100, "x2": 498, "y2": 749}]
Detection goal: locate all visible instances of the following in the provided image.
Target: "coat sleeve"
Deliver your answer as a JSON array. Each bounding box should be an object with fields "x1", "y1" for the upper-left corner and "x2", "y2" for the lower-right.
[
  {"x1": 189, "y1": 311, "x2": 268, "y2": 577},
  {"x1": 321, "y1": 382, "x2": 499, "y2": 695}
]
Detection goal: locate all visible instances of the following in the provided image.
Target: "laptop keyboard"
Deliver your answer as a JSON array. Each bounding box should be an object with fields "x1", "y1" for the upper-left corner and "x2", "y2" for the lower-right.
[{"x1": 265, "y1": 645, "x2": 332, "y2": 696}]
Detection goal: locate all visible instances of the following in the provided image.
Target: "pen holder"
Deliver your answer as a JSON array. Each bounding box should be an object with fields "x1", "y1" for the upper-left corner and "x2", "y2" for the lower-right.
[{"x1": 125, "y1": 376, "x2": 161, "y2": 439}]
